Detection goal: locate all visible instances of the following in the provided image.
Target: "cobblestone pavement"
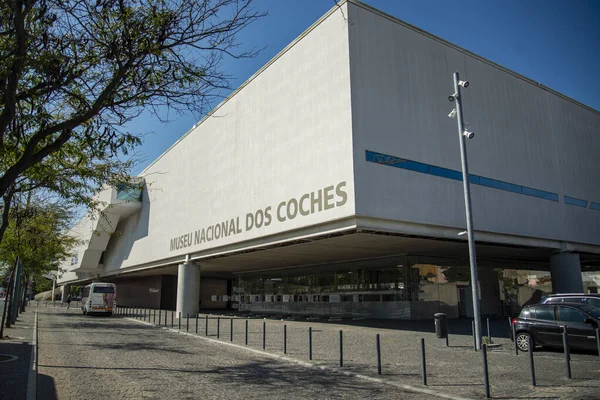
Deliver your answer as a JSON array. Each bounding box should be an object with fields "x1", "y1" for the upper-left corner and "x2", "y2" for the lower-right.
[
  {"x1": 37, "y1": 306, "x2": 437, "y2": 400},
  {"x1": 120, "y1": 308, "x2": 600, "y2": 400}
]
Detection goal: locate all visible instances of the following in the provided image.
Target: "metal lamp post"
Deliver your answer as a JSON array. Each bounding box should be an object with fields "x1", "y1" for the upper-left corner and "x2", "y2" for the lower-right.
[{"x1": 449, "y1": 71, "x2": 482, "y2": 350}]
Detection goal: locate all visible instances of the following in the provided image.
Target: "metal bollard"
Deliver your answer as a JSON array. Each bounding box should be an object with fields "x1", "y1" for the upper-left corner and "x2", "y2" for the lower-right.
[
  {"x1": 178, "y1": 312, "x2": 181, "y2": 330},
  {"x1": 186, "y1": 313, "x2": 189, "y2": 332},
  {"x1": 164, "y1": 310, "x2": 167, "y2": 327},
  {"x1": 158, "y1": 309, "x2": 162, "y2": 325},
  {"x1": 284, "y1": 325, "x2": 287, "y2": 354},
  {"x1": 309, "y1": 327, "x2": 313, "y2": 360},
  {"x1": 153, "y1": 309, "x2": 156, "y2": 324},
  {"x1": 376, "y1": 334, "x2": 382, "y2": 375},
  {"x1": 171, "y1": 311, "x2": 174, "y2": 328},
  {"x1": 196, "y1": 314, "x2": 199, "y2": 334},
  {"x1": 472, "y1": 320, "x2": 477, "y2": 352},
  {"x1": 217, "y1": 317, "x2": 220, "y2": 339},
  {"x1": 245, "y1": 319, "x2": 248, "y2": 345},
  {"x1": 421, "y1": 338, "x2": 427, "y2": 385},
  {"x1": 263, "y1": 321, "x2": 266, "y2": 350},
  {"x1": 528, "y1": 336, "x2": 536, "y2": 386},
  {"x1": 512, "y1": 322, "x2": 518, "y2": 355},
  {"x1": 205, "y1": 315, "x2": 208, "y2": 336},
  {"x1": 596, "y1": 328, "x2": 600, "y2": 361},
  {"x1": 562, "y1": 325, "x2": 571, "y2": 379},
  {"x1": 482, "y1": 344, "x2": 490, "y2": 398},
  {"x1": 340, "y1": 330, "x2": 343, "y2": 368},
  {"x1": 230, "y1": 318, "x2": 233, "y2": 342}
]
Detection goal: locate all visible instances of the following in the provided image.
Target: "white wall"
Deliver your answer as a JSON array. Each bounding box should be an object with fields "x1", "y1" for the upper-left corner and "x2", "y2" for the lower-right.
[
  {"x1": 102, "y1": 4, "x2": 356, "y2": 272},
  {"x1": 348, "y1": 3, "x2": 600, "y2": 248}
]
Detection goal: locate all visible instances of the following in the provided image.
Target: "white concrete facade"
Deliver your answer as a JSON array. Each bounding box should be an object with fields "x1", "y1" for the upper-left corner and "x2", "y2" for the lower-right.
[{"x1": 58, "y1": 1, "x2": 600, "y2": 297}]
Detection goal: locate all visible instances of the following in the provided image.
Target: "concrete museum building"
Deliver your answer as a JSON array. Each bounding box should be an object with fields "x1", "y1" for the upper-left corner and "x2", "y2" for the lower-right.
[{"x1": 58, "y1": 0, "x2": 600, "y2": 320}]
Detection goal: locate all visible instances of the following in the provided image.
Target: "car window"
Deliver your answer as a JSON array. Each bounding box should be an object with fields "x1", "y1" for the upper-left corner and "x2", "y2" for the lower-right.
[
  {"x1": 588, "y1": 298, "x2": 600, "y2": 308},
  {"x1": 519, "y1": 308, "x2": 532, "y2": 319},
  {"x1": 558, "y1": 306, "x2": 589, "y2": 323},
  {"x1": 545, "y1": 298, "x2": 562, "y2": 304},
  {"x1": 533, "y1": 306, "x2": 555, "y2": 321}
]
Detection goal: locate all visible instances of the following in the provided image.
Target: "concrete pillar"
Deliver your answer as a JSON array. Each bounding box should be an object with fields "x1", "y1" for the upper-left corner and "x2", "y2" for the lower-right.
[
  {"x1": 176, "y1": 262, "x2": 201, "y2": 317},
  {"x1": 61, "y1": 284, "x2": 71, "y2": 303},
  {"x1": 550, "y1": 253, "x2": 583, "y2": 293}
]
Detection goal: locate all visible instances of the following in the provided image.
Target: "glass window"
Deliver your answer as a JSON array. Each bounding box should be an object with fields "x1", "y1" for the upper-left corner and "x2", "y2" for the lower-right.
[
  {"x1": 93, "y1": 286, "x2": 115, "y2": 294},
  {"x1": 588, "y1": 298, "x2": 600, "y2": 308},
  {"x1": 520, "y1": 308, "x2": 532, "y2": 319},
  {"x1": 558, "y1": 306, "x2": 588, "y2": 323},
  {"x1": 533, "y1": 306, "x2": 555, "y2": 320}
]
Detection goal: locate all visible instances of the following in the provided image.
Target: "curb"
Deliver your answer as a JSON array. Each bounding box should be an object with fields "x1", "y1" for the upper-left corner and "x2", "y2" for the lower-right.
[
  {"x1": 125, "y1": 317, "x2": 474, "y2": 400},
  {"x1": 26, "y1": 311, "x2": 38, "y2": 400}
]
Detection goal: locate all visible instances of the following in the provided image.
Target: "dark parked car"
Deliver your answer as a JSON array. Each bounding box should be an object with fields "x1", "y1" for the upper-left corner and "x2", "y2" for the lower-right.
[
  {"x1": 539, "y1": 293, "x2": 600, "y2": 308},
  {"x1": 510, "y1": 303, "x2": 600, "y2": 352}
]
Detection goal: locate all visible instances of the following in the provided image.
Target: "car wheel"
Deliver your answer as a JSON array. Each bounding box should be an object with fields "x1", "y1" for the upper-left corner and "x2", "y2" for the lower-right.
[{"x1": 516, "y1": 332, "x2": 533, "y2": 352}]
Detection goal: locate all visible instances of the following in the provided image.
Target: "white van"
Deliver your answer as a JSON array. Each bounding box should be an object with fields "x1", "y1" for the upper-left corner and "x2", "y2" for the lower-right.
[{"x1": 82, "y1": 282, "x2": 116, "y2": 315}]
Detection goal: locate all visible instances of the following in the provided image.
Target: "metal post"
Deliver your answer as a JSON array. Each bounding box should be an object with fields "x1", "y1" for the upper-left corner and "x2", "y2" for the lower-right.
[
  {"x1": 472, "y1": 320, "x2": 477, "y2": 352},
  {"x1": 153, "y1": 309, "x2": 156, "y2": 324},
  {"x1": 230, "y1": 318, "x2": 233, "y2": 342},
  {"x1": 245, "y1": 319, "x2": 248, "y2": 345},
  {"x1": 178, "y1": 312, "x2": 181, "y2": 330},
  {"x1": 196, "y1": 314, "x2": 199, "y2": 334},
  {"x1": 186, "y1": 313, "x2": 189, "y2": 332},
  {"x1": 205, "y1": 315, "x2": 208, "y2": 336},
  {"x1": 284, "y1": 325, "x2": 287, "y2": 354},
  {"x1": 420, "y1": 338, "x2": 427, "y2": 385},
  {"x1": 452, "y1": 71, "x2": 482, "y2": 350},
  {"x1": 376, "y1": 334, "x2": 382, "y2": 375},
  {"x1": 596, "y1": 328, "x2": 600, "y2": 361},
  {"x1": 445, "y1": 333, "x2": 449, "y2": 348},
  {"x1": 309, "y1": 327, "x2": 313, "y2": 360},
  {"x1": 563, "y1": 325, "x2": 571, "y2": 379},
  {"x1": 263, "y1": 321, "x2": 266, "y2": 350},
  {"x1": 158, "y1": 309, "x2": 162, "y2": 325},
  {"x1": 528, "y1": 336, "x2": 536, "y2": 386},
  {"x1": 482, "y1": 344, "x2": 490, "y2": 398},
  {"x1": 171, "y1": 311, "x2": 174, "y2": 328},
  {"x1": 512, "y1": 323, "x2": 518, "y2": 355},
  {"x1": 217, "y1": 317, "x2": 220, "y2": 338},
  {"x1": 340, "y1": 330, "x2": 343, "y2": 367}
]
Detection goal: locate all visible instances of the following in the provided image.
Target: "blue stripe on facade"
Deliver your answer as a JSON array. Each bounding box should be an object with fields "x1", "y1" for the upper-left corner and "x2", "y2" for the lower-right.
[
  {"x1": 478, "y1": 177, "x2": 523, "y2": 194},
  {"x1": 564, "y1": 196, "x2": 588, "y2": 208},
  {"x1": 365, "y1": 150, "x2": 563, "y2": 203},
  {"x1": 590, "y1": 202, "x2": 600, "y2": 211},
  {"x1": 522, "y1": 187, "x2": 559, "y2": 202}
]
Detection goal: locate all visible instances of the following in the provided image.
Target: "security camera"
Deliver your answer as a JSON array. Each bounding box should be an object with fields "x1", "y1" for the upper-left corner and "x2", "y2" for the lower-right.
[
  {"x1": 448, "y1": 93, "x2": 458, "y2": 102},
  {"x1": 459, "y1": 80, "x2": 469, "y2": 88},
  {"x1": 463, "y1": 130, "x2": 475, "y2": 139},
  {"x1": 448, "y1": 109, "x2": 457, "y2": 119}
]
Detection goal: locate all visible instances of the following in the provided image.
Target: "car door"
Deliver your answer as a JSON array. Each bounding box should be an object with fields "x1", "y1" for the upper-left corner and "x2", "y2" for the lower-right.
[
  {"x1": 557, "y1": 306, "x2": 597, "y2": 350},
  {"x1": 529, "y1": 305, "x2": 563, "y2": 347}
]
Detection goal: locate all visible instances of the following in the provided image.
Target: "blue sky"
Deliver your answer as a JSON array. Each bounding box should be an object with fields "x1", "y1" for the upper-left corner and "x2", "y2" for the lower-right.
[{"x1": 128, "y1": 0, "x2": 600, "y2": 174}]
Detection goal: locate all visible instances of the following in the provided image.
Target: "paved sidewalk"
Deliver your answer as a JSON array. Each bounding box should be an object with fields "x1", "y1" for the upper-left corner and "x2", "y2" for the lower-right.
[{"x1": 0, "y1": 301, "x2": 35, "y2": 400}]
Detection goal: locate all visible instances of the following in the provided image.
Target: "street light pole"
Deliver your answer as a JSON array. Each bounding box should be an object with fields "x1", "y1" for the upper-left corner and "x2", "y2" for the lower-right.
[{"x1": 451, "y1": 71, "x2": 482, "y2": 350}]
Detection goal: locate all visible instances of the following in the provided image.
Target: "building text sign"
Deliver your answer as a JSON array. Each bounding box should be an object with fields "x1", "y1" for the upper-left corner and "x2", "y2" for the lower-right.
[{"x1": 169, "y1": 181, "x2": 348, "y2": 251}]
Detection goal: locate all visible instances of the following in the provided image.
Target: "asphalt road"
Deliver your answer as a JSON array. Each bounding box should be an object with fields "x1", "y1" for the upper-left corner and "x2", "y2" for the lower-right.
[{"x1": 36, "y1": 307, "x2": 435, "y2": 400}]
